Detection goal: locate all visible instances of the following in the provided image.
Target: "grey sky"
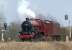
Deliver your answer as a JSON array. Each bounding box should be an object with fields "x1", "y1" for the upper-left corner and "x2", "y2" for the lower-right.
[
  {"x1": 29, "y1": 0, "x2": 72, "y2": 27},
  {"x1": 30, "y1": 0, "x2": 72, "y2": 16},
  {"x1": 1, "y1": 0, "x2": 72, "y2": 26},
  {"x1": 5, "y1": 0, "x2": 18, "y2": 23}
]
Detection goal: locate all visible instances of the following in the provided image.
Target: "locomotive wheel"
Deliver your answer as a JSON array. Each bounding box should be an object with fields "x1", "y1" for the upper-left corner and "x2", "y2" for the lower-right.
[
  {"x1": 23, "y1": 39, "x2": 32, "y2": 42},
  {"x1": 16, "y1": 38, "x2": 32, "y2": 42},
  {"x1": 33, "y1": 32, "x2": 44, "y2": 41},
  {"x1": 16, "y1": 37, "x2": 23, "y2": 42}
]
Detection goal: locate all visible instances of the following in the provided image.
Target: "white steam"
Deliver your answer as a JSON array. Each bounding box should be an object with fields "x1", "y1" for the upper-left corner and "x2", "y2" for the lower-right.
[{"x1": 17, "y1": 0, "x2": 36, "y2": 21}]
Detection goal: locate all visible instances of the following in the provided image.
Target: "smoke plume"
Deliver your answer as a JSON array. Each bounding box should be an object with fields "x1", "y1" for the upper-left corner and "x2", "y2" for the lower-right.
[{"x1": 17, "y1": 0, "x2": 36, "y2": 21}]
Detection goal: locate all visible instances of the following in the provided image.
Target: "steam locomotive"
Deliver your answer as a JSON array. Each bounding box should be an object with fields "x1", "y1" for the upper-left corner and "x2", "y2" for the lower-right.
[{"x1": 17, "y1": 18, "x2": 61, "y2": 41}]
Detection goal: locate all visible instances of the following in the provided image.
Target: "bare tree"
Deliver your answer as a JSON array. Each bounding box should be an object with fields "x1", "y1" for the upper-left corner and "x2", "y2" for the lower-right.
[{"x1": 6, "y1": 21, "x2": 21, "y2": 41}]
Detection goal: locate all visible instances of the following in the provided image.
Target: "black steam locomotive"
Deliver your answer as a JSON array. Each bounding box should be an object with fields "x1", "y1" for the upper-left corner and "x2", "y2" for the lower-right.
[{"x1": 17, "y1": 18, "x2": 36, "y2": 41}]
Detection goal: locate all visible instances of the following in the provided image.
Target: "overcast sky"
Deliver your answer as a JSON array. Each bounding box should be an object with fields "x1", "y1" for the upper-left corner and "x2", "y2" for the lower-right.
[
  {"x1": 1, "y1": 0, "x2": 72, "y2": 27},
  {"x1": 29, "y1": 0, "x2": 72, "y2": 27}
]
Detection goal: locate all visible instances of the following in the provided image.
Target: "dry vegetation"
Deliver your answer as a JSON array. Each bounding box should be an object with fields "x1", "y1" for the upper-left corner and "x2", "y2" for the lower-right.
[{"x1": 0, "y1": 41, "x2": 72, "y2": 50}]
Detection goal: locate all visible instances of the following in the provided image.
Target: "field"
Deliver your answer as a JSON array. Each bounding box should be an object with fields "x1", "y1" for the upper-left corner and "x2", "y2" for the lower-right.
[{"x1": 0, "y1": 41, "x2": 72, "y2": 50}]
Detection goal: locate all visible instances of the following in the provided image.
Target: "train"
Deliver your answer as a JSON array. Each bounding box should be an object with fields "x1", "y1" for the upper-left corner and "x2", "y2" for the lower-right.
[{"x1": 17, "y1": 18, "x2": 61, "y2": 41}]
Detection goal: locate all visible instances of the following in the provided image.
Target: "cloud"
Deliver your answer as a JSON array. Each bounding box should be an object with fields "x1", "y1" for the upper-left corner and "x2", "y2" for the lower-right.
[
  {"x1": 17, "y1": 0, "x2": 36, "y2": 21},
  {"x1": 0, "y1": 0, "x2": 7, "y2": 14}
]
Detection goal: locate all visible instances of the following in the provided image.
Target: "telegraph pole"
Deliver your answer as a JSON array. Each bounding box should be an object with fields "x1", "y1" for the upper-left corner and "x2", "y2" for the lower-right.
[
  {"x1": 65, "y1": 14, "x2": 70, "y2": 42},
  {"x1": 65, "y1": 14, "x2": 72, "y2": 41},
  {"x1": 69, "y1": 18, "x2": 71, "y2": 39}
]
